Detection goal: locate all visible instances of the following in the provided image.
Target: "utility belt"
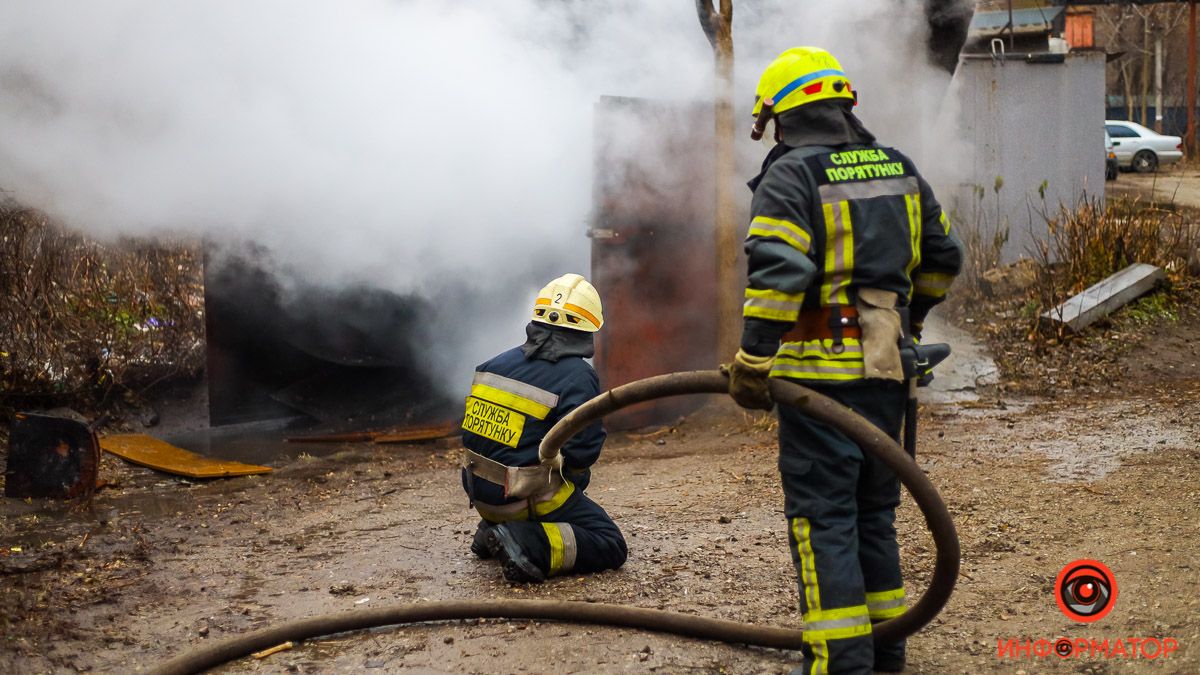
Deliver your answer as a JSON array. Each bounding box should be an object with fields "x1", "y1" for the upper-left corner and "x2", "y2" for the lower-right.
[
  {"x1": 781, "y1": 305, "x2": 861, "y2": 343},
  {"x1": 462, "y1": 448, "x2": 570, "y2": 522},
  {"x1": 781, "y1": 290, "x2": 906, "y2": 382}
]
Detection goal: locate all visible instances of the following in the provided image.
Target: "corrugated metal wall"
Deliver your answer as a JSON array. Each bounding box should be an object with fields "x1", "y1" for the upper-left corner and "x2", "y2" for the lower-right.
[{"x1": 953, "y1": 51, "x2": 1107, "y2": 263}]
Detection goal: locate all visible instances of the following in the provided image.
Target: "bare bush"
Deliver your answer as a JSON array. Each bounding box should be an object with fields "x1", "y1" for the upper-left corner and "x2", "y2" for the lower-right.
[
  {"x1": 1030, "y1": 196, "x2": 1195, "y2": 337},
  {"x1": 0, "y1": 199, "x2": 205, "y2": 419},
  {"x1": 953, "y1": 181, "x2": 1010, "y2": 302}
]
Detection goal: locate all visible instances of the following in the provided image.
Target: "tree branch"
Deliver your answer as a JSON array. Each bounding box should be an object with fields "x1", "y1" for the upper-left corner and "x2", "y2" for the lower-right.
[{"x1": 695, "y1": 0, "x2": 717, "y2": 50}]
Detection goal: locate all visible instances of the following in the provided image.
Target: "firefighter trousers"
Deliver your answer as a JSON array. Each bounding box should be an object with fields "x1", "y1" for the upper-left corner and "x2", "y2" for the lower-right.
[
  {"x1": 467, "y1": 473, "x2": 628, "y2": 577},
  {"x1": 777, "y1": 380, "x2": 907, "y2": 675}
]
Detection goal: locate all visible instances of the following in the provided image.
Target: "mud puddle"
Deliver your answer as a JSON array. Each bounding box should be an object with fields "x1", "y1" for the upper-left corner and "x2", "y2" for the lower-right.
[
  {"x1": 1019, "y1": 397, "x2": 1195, "y2": 482},
  {"x1": 920, "y1": 313, "x2": 1000, "y2": 404},
  {"x1": 929, "y1": 389, "x2": 1196, "y2": 483}
]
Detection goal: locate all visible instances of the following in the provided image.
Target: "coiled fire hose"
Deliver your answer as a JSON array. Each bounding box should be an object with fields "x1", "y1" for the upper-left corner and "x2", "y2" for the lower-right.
[{"x1": 152, "y1": 370, "x2": 959, "y2": 675}]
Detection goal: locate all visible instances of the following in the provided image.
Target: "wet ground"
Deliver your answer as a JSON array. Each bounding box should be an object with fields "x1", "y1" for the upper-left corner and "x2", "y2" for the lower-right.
[
  {"x1": 1109, "y1": 166, "x2": 1200, "y2": 210},
  {"x1": 2, "y1": 309, "x2": 1199, "y2": 673}
]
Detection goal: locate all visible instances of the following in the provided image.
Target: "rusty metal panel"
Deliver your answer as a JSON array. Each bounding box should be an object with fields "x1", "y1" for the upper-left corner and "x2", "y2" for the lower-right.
[
  {"x1": 1066, "y1": 9, "x2": 1095, "y2": 50},
  {"x1": 372, "y1": 420, "x2": 458, "y2": 444},
  {"x1": 100, "y1": 434, "x2": 272, "y2": 478},
  {"x1": 591, "y1": 96, "x2": 718, "y2": 430},
  {"x1": 4, "y1": 412, "x2": 99, "y2": 499},
  {"x1": 202, "y1": 255, "x2": 449, "y2": 428}
]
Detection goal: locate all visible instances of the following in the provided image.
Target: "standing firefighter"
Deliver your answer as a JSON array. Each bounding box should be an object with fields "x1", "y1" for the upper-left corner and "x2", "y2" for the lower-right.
[
  {"x1": 461, "y1": 273, "x2": 627, "y2": 583},
  {"x1": 726, "y1": 48, "x2": 963, "y2": 674}
]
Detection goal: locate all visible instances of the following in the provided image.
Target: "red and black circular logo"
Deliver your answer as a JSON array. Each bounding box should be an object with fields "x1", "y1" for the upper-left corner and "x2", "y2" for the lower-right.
[{"x1": 1055, "y1": 559, "x2": 1117, "y2": 623}]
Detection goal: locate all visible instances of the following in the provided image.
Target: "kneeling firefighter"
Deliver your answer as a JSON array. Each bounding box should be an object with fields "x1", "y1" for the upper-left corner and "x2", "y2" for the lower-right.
[
  {"x1": 726, "y1": 48, "x2": 963, "y2": 674},
  {"x1": 460, "y1": 273, "x2": 627, "y2": 583}
]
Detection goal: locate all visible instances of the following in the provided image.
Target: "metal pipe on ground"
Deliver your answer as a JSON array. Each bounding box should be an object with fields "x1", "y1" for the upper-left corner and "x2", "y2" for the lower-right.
[{"x1": 152, "y1": 370, "x2": 959, "y2": 675}]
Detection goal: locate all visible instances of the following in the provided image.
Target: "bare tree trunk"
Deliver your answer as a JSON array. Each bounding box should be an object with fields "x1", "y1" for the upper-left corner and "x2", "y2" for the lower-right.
[
  {"x1": 1155, "y1": 29, "x2": 1164, "y2": 133},
  {"x1": 1189, "y1": 0, "x2": 1197, "y2": 158},
  {"x1": 697, "y1": 0, "x2": 740, "y2": 361},
  {"x1": 1141, "y1": 12, "x2": 1151, "y2": 125},
  {"x1": 1123, "y1": 61, "x2": 1135, "y2": 121}
]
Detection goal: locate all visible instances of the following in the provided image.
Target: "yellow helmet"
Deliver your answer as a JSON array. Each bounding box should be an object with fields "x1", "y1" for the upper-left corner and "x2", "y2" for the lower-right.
[
  {"x1": 752, "y1": 47, "x2": 855, "y2": 117},
  {"x1": 531, "y1": 273, "x2": 603, "y2": 333}
]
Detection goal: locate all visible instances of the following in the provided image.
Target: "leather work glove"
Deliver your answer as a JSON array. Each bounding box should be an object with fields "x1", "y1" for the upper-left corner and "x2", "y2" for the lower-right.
[{"x1": 721, "y1": 349, "x2": 775, "y2": 411}]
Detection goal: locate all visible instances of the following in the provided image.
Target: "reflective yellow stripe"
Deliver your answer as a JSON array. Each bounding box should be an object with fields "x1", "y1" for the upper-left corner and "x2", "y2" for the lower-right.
[
  {"x1": 746, "y1": 287, "x2": 805, "y2": 304},
  {"x1": 470, "y1": 383, "x2": 552, "y2": 420},
  {"x1": 471, "y1": 372, "x2": 557, "y2": 420},
  {"x1": 802, "y1": 603, "x2": 873, "y2": 639},
  {"x1": 810, "y1": 640, "x2": 828, "y2": 675},
  {"x1": 473, "y1": 501, "x2": 529, "y2": 523},
  {"x1": 869, "y1": 605, "x2": 907, "y2": 620},
  {"x1": 743, "y1": 288, "x2": 804, "y2": 321},
  {"x1": 913, "y1": 271, "x2": 954, "y2": 298},
  {"x1": 472, "y1": 480, "x2": 575, "y2": 523},
  {"x1": 777, "y1": 339, "x2": 863, "y2": 360},
  {"x1": 748, "y1": 215, "x2": 812, "y2": 253},
  {"x1": 904, "y1": 193, "x2": 922, "y2": 282},
  {"x1": 866, "y1": 587, "x2": 907, "y2": 619},
  {"x1": 791, "y1": 517, "x2": 821, "y2": 611},
  {"x1": 773, "y1": 339, "x2": 865, "y2": 381},
  {"x1": 820, "y1": 201, "x2": 853, "y2": 306},
  {"x1": 532, "y1": 480, "x2": 574, "y2": 516},
  {"x1": 542, "y1": 523, "x2": 564, "y2": 575},
  {"x1": 940, "y1": 210, "x2": 951, "y2": 235},
  {"x1": 472, "y1": 372, "x2": 558, "y2": 407},
  {"x1": 818, "y1": 177, "x2": 919, "y2": 202},
  {"x1": 805, "y1": 605, "x2": 870, "y2": 622},
  {"x1": 865, "y1": 588, "x2": 905, "y2": 602},
  {"x1": 562, "y1": 302, "x2": 601, "y2": 328},
  {"x1": 803, "y1": 621, "x2": 873, "y2": 641},
  {"x1": 771, "y1": 362, "x2": 864, "y2": 381}
]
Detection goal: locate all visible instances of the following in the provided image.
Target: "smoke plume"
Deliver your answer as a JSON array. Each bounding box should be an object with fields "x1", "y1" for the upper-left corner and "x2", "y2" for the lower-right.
[{"x1": 0, "y1": 1, "x2": 964, "y2": 395}]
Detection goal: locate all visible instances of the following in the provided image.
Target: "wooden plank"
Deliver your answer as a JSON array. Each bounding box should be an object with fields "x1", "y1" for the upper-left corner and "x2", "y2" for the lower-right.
[
  {"x1": 1042, "y1": 263, "x2": 1166, "y2": 332},
  {"x1": 100, "y1": 434, "x2": 272, "y2": 478},
  {"x1": 285, "y1": 419, "x2": 459, "y2": 445}
]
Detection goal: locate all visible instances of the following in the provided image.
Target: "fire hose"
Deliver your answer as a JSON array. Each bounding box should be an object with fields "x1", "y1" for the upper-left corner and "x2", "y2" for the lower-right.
[{"x1": 151, "y1": 370, "x2": 959, "y2": 675}]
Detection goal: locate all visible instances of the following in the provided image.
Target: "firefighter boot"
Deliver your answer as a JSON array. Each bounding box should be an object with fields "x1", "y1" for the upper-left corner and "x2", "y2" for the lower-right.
[
  {"x1": 470, "y1": 520, "x2": 494, "y2": 559},
  {"x1": 873, "y1": 635, "x2": 905, "y2": 672},
  {"x1": 484, "y1": 524, "x2": 546, "y2": 583}
]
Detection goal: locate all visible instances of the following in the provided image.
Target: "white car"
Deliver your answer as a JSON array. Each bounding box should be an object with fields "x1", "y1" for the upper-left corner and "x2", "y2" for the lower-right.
[
  {"x1": 1105, "y1": 130, "x2": 1117, "y2": 181},
  {"x1": 1104, "y1": 120, "x2": 1183, "y2": 173}
]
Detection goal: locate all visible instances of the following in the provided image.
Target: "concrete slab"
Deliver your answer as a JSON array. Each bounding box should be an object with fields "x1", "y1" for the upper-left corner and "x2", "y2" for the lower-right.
[{"x1": 1042, "y1": 263, "x2": 1165, "y2": 332}]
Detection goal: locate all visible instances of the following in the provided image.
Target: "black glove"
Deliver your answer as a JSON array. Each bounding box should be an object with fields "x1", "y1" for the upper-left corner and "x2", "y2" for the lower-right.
[
  {"x1": 911, "y1": 320, "x2": 924, "y2": 343},
  {"x1": 721, "y1": 349, "x2": 775, "y2": 411}
]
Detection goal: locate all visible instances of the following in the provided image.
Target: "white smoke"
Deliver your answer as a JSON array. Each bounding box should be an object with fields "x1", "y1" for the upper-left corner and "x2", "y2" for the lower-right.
[
  {"x1": 0, "y1": 0, "x2": 967, "y2": 393},
  {"x1": 735, "y1": 1, "x2": 967, "y2": 183}
]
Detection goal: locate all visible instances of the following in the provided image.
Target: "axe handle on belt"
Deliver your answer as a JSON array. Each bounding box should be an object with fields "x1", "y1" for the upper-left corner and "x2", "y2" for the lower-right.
[{"x1": 898, "y1": 307, "x2": 918, "y2": 459}]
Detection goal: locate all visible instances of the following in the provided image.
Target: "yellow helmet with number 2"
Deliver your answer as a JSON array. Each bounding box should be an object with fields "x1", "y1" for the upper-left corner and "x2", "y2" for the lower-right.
[
  {"x1": 752, "y1": 47, "x2": 855, "y2": 117},
  {"x1": 531, "y1": 273, "x2": 604, "y2": 333}
]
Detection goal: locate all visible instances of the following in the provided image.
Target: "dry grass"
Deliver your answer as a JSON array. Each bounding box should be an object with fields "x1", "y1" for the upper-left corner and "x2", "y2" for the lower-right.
[
  {"x1": 945, "y1": 192, "x2": 1200, "y2": 395},
  {"x1": 951, "y1": 182, "x2": 1010, "y2": 302},
  {"x1": 1029, "y1": 196, "x2": 1195, "y2": 339},
  {"x1": 0, "y1": 199, "x2": 205, "y2": 420}
]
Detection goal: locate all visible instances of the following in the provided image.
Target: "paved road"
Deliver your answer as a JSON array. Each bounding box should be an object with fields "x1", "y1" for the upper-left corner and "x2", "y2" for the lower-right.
[{"x1": 1109, "y1": 166, "x2": 1200, "y2": 210}]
